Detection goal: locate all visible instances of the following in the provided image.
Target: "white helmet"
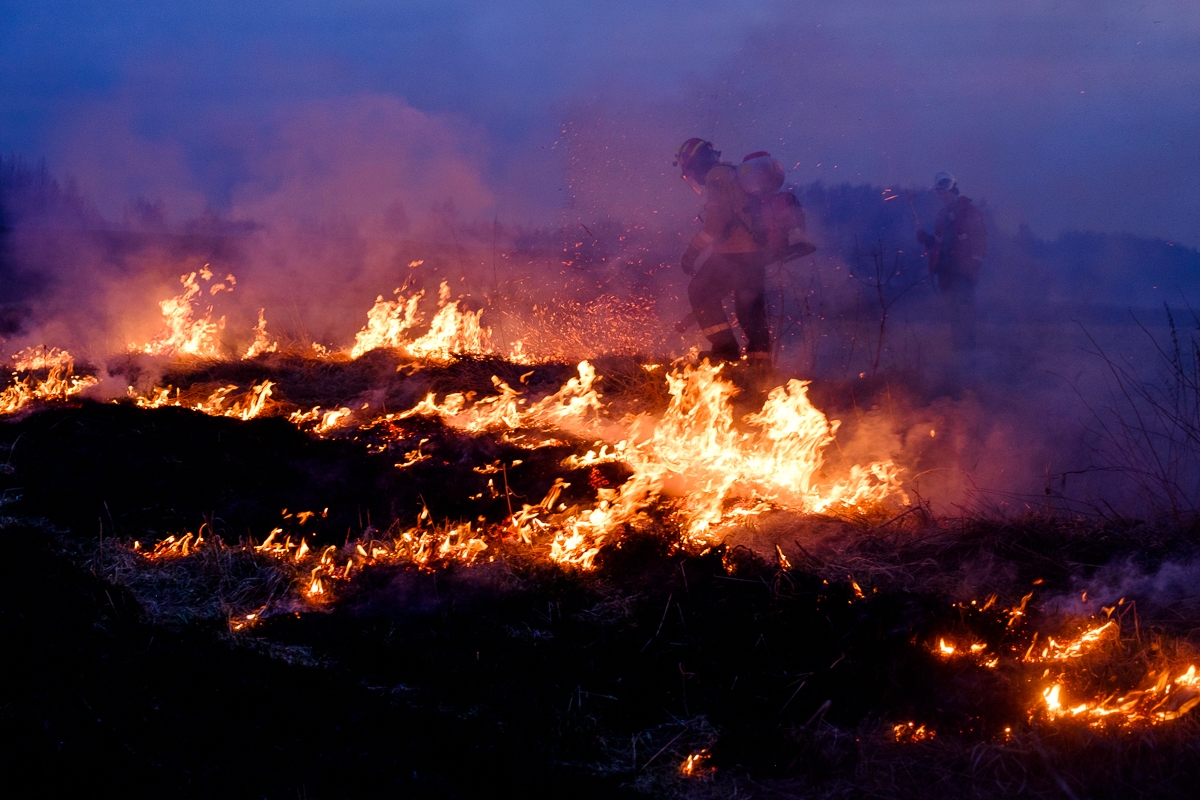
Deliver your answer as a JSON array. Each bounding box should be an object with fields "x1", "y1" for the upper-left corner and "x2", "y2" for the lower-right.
[
  {"x1": 933, "y1": 172, "x2": 957, "y2": 193},
  {"x1": 738, "y1": 152, "x2": 785, "y2": 196}
]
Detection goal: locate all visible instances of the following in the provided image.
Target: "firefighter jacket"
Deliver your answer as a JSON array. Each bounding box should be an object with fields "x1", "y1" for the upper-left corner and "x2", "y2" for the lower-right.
[
  {"x1": 918, "y1": 195, "x2": 987, "y2": 281},
  {"x1": 685, "y1": 164, "x2": 761, "y2": 261}
]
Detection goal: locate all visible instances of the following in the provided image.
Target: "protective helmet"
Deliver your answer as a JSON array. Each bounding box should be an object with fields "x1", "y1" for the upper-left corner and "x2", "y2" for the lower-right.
[
  {"x1": 738, "y1": 152, "x2": 785, "y2": 196},
  {"x1": 933, "y1": 172, "x2": 957, "y2": 193},
  {"x1": 675, "y1": 138, "x2": 720, "y2": 193}
]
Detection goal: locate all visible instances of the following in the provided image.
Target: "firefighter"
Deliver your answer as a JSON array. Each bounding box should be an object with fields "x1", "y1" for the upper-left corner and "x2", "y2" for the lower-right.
[
  {"x1": 674, "y1": 138, "x2": 771, "y2": 365},
  {"x1": 916, "y1": 172, "x2": 987, "y2": 349}
]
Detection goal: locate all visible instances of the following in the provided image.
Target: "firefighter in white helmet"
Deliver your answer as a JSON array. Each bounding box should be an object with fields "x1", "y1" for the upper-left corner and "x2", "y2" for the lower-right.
[
  {"x1": 916, "y1": 172, "x2": 987, "y2": 349},
  {"x1": 674, "y1": 138, "x2": 771, "y2": 364}
]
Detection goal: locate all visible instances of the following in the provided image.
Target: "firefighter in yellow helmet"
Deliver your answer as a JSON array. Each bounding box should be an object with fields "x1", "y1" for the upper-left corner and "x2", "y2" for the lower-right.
[{"x1": 674, "y1": 138, "x2": 771, "y2": 364}]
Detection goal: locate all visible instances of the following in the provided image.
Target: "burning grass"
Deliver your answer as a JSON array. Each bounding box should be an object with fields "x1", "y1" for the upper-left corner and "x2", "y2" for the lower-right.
[
  {"x1": 95, "y1": 529, "x2": 293, "y2": 626},
  {"x1": 43, "y1": 507, "x2": 1200, "y2": 798},
  {"x1": 6, "y1": 270, "x2": 1200, "y2": 796}
]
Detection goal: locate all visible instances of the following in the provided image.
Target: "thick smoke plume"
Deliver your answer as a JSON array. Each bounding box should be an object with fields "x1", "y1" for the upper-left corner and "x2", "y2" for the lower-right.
[{"x1": 4, "y1": 3, "x2": 1200, "y2": 516}]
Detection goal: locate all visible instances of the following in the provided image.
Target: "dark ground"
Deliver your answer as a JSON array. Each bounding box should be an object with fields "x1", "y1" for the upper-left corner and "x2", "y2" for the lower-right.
[{"x1": 5, "y1": 360, "x2": 1200, "y2": 798}]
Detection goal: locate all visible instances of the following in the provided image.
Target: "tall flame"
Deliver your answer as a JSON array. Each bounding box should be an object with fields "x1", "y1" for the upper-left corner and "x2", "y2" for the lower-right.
[
  {"x1": 477, "y1": 361, "x2": 905, "y2": 564},
  {"x1": 243, "y1": 309, "x2": 278, "y2": 359},
  {"x1": 349, "y1": 282, "x2": 491, "y2": 361},
  {"x1": 137, "y1": 270, "x2": 227, "y2": 358},
  {"x1": 542, "y1": 363, "x2": 902, "y2": 554},
  {"x1": 349, "y1": 289, "x2": 424, "y2": 358},
  {"x1": 407, "y1": 282, "x2": 490, "y2": 361}
]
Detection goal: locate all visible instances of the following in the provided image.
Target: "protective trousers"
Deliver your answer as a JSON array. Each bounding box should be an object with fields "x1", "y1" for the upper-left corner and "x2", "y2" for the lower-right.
[
  {"x1": 937, "y1": 270, "x2": 977, "y2": 350},
  {"x1": 687, "y1": 252, "x2": 770, "y2": 358}
]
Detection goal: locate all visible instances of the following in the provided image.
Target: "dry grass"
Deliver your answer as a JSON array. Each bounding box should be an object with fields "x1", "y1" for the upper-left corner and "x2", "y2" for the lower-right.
[
  {"x1": 15, "y1": 349, "x2": 1200, "y2": 797},
  {"x1": 39, "y1": 498, "x2": 1200, "y2": 799},
  {"x1": 88, "y1": 536, "x2": 296, "y2": 626}
]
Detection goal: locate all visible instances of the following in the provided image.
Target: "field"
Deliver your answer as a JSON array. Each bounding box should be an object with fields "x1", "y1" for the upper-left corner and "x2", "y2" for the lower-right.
[{"x1": 4, "y1": 339, "x2": 1200, "y2": 799}]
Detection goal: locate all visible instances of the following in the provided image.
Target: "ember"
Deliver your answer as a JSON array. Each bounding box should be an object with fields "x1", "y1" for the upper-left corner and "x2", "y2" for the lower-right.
[
  {"x1": 680, "y1": 749, "x2": 713, "y2": 777},
  {"x1": 3, "y1": 245, "x2": 1198, "y2": 798},
  {"x1": 7, "y1": 5, "x2": 1198, "y2": 796}
]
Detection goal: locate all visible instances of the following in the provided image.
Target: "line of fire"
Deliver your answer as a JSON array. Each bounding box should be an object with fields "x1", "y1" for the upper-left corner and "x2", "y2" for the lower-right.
[{"x1": 4, "y1": 177, "x2": 1200, "y2": 795}]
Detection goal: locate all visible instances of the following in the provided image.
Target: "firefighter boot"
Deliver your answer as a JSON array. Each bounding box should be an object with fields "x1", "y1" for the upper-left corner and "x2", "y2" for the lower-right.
[{"x1": 699, "y1": 331, "x2": 741, "y2": 364}]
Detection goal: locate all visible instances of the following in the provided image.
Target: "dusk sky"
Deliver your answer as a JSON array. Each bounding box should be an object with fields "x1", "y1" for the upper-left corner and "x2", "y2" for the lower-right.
[{"x1": 3, "y1": 1, "x2": 1198, "y2": 245}]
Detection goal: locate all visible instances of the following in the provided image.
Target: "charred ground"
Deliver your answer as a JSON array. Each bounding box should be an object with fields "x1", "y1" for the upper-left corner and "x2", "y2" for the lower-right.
[{"x1": 4, "y1": 354, "x2": 1200, "y2": 798}]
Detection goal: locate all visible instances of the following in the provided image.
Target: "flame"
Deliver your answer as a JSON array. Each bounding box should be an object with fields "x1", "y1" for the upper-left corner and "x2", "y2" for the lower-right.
[
  {"x1": 95, "y1": 272, "x2": 909, "y2": 624},
  {"x1": 680, "y1": 750, "x2": 712, "y2": 777},
  {"x1": 229, "y1": 380, "x2": 274, "y2": 421},
  {"x1": 932, "y1": 638, "x2": 991, "y2": 663},
  {"x1": 397, "y1": 360, "x2": 602, "y2": 434},
  {"x1": 926, "y1": 593, "x2": 1200, "y2": 728},
  {"x1": 893, "y1": 722, "x2": 935, "y2": 743},
  {"x1": 1026, "y1": 619, "x2": 1200, "y2": 725},
  {"x1": 308, "y1": 568, "x2": 325, "y2": 597},
  {"x1": 243, "y1": 309, "x2": 278, "y2": 358},
  {"x1": 315, "y1": 407, "x2": 353, "y2": 433},
  {"x1": 11, "y1": 345, "x2": 76, "y2": 372},
  {"x1": 225, "y1": 516, "x2": 494, "y2": 604},
  {"x1": 538, "y1": 363, "x2": 901, "y2": 557},
  {"x1": 133, "y1": 380, "x2": 275, "y2": 421},
  {"x1": 136, "y1": 531, "x2": 206, "y2": 560},
  {"x1": 1030, "y1": 620, "x2": 1116, "y2": 661},
  {"x1": 349, "y1": 289, "x2": 425, "y2": 358},
  {"x1": 407, "y1": 282, "x2": 490, "y2": 361},
  {"x1": 0, "y1": 347, "x2": 97, "y2": 415},
  {"x1": 136, "y1": 270, "x2": 227, "y2": 357},
  {"x1": 347, "y1": 281, "x2": 493, "y2": 361},
  {"x1": 229, "y1": 612, "x2": 259, "y2": 632},
  {"x1": 1039, "y1": 664, "x2": 1200, "y2": 724},
  {"x1": 508, "y1": 339, "x2": 538, "y2": 364},
  {"x1": 399, "y1": 361, "x2": 903, "y2": 567}
]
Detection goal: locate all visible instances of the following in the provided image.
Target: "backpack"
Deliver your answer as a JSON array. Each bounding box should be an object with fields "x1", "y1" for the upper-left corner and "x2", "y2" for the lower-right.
[
  {"x1": 736, "y1": 153, "x2": 815, "y2": 262},
  {"x1": 746, "y1": 190, "x2": 814, "y2": 263}
]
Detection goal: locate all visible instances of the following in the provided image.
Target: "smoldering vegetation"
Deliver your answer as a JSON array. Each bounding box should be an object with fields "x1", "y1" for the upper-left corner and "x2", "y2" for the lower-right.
[
  {"x1": 7, "y1": 154, "x2": 1200, "y2": 797},
  {"x1": 2, "y1": 347, "x2": 1200, "y2": 798},
  {"x1": 7, "y1": 152, "x2": 1200, "y2": 514}
]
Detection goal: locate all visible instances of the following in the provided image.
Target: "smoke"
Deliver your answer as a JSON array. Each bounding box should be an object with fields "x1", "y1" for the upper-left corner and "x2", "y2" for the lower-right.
[
  {"x1": 3, "y1": 2, "x2": 1199, "y2": 516},
  {"x1": 53, "y1": 97, "x2": 210, "y2": 225},
  {"x1": 228, "y1": 95, "x2": 494, "y2": 226},
  {"x1": 222, "y1": 94, "x2": 498, "y2": 344},
  {"x1": 1045, "y1": 556, "x2": 1200, "y2": 623},
  {"x1": 2, "y1": 94, "x2": 505, "y2": 356}
]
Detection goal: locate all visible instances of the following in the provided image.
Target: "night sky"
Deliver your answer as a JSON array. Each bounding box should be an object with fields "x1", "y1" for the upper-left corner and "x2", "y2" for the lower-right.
[{"x1": 2, "y1": 1, "x2": 1198, "y2": 245}]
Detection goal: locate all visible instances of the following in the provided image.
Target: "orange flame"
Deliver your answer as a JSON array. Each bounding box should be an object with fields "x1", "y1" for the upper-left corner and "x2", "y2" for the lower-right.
[
  {"x1": 136, "y1": 270, "x2": 227, "y2": 358},
  {"x1": 133, "y1": 380, "x2": 275, "y2": 421},
  {"x1": 893, "y1": 722, "x2": 935, "y2": 743},
  {"x1": 680, "y1": 750, "x2": 712, "y2": 777},
  {"x1": 349, "y1": 289, "x2": 425, "y2": 358},
  {"x1": 0, "y1": 347, "x2": 97, "y2": 415},
  {"x1": 348, "y1": 281, "x2": 495, "y2": 361},
  {"x1": 243, "y1": 309, "x2": 278, "y2": 358},
  {"x1": 540, "y1": 363, "x2": 902, "y2": 560}
]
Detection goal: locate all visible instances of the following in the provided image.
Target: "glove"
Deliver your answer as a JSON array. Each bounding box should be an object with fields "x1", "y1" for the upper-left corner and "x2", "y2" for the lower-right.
[
  {"x1": 916, "y1": 229, "x2": 934, "y2": 248},
  {"x1": 681, "y1": 246, "x2": 700, "y2": 276}
]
